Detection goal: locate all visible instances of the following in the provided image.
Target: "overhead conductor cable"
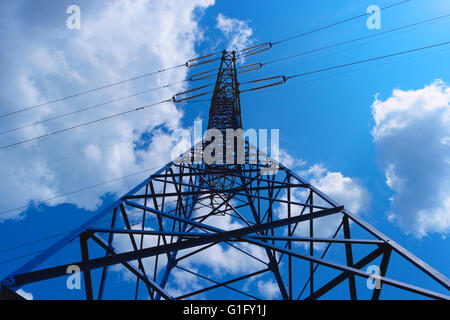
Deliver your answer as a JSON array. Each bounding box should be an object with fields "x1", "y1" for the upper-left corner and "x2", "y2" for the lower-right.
[{"x1": 0, "y1": 52, "x2": 221, "y2": 119}]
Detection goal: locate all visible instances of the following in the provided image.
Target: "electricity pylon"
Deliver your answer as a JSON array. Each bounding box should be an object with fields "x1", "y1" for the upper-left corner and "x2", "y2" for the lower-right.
[{"x1": 1, "y1": 51, "x2": 449, "y2": 300}]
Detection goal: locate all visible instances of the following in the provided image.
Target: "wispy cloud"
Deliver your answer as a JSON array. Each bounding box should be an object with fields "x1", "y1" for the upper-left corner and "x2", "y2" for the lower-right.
[{"x1": 215, "y1": 13, "x2": 254, "y2": 53}]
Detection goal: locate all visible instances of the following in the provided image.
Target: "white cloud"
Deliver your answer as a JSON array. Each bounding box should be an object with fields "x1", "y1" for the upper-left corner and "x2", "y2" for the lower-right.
[
  {"x1": 279, "y1": 149, "x2": 307, "y2": 169},
  {"x1": 165, "y1": 266, "x2": 205, "y2": 299},
  {"x1": 371, "y1": 80, "x2": 450, "y2": 237},
  {"x1": 0, "y1": 0, "x2": 216, "y2": 222},
  {"x1": 299, "y1": 164, "x2": 370, "y2": 214},
  {"x1": 215, "y1": 13, "x2": 254, "y2": 53},
  {"x1": 256, "y1": 279, "x2": 280, "y2": 300}
]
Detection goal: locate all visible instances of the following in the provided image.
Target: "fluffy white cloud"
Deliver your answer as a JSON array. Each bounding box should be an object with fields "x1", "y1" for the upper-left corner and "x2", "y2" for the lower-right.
[
  {"x1": 256, "y1": 279, "x2": 280, "y2": 300},
  {"x1": 299, "y1": 164, "x2": 370, "y2": 214},
  {"x1": 216, "y1": 13, "x2": 253, "y2": 53},
  {"x1": 371, "y1": 80, "x2": 450, "y2": 237},
  {"x1": 0, "y1": 0, "x2": 216, "y2": 221}
]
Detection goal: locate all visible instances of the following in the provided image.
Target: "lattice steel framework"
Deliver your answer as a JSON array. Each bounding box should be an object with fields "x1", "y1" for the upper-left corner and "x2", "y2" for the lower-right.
[
  {"x1": 208, "y1": 50, "x2": 242, "y2": 133},
  {"x1": 1, "y1": 51, "x2": 449, "y2": 300}
]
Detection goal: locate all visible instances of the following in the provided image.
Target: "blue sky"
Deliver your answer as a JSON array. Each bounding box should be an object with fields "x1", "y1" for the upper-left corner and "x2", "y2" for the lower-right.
[{"x1": 0, "y1": 0, "x2": 449, "y2": 300}]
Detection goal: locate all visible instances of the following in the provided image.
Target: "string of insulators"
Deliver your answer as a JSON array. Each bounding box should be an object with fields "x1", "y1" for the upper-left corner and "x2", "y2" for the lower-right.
[
  {"x1": 186, "y1": 55, "x2": 221, "y2": 68},
  {"x1": 239, "y1": 76, "x2": 287, "y2": 93},
  {"x1": 172, "y1": 91, "x2": 212, "y2": 103},
  {"x1": 241, "y1": 42, "x2": 273, "y2": 58},
  {"x1": 239, "y1": 63, "x2": 263, "y2": 74},
  {"x1": 242, "y1": 75, "x2": 285, "y2": 84},
  {"x1": 186, "y1": 51, "x2": 220, "y2": 63},
  {"x1": 189, "y1": 69, "x2": 217, "y2": 81},
  {"x1": 172, "y1": 84, "x2": 213, "y2": 102},
  {"x1": 241, "y1": 42, "x2": 271, "y2": 53},
  {"x1": 173, "y1": 84, "x2": 212, "y2": 97}
]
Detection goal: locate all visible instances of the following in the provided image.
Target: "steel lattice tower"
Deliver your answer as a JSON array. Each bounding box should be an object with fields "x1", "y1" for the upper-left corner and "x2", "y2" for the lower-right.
[{"x1": 1, "y1": 51, "x2": 449, "y2": 300}]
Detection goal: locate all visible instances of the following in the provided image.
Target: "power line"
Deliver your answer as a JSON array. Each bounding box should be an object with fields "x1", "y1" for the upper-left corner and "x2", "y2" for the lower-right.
[
  {"x1": 240, "y1": 45, "x2": 450, "y2": 101},
  {"x1": 0, "y1": 164, "x2": 166, "y2": 217},
  {"x1": 0, "y1": 99, "x2": 171, "y2": 150},
  {"x1": 259, "y1": 13, "x2": 450, "y2": 67},
  {"x1": 7, "y1": 11, "x2": 436, "y2": 133},
  {"x1": 0, "y1": 168, "x2": 187, "y2": 262},
  {"x1": 0, "y1": 240, "x2": 80, "y2": 266},
  {"x1": 0, "y1": 138, "x2": 143, "y2": 180},
  {"x1": 0, "y1": 54, "x2": 221, "y2": 119},
  {"x1": 0, "y1": 1, "x2": 413, "y2": 122},
  {"x1": 0, "y1": 66, "x2": 181, "y2": 119},
  {"x1": 0, "y1": 83, "x2": 214, "y2": 151},
  {"x1": 0, "y1": 0, "x2": 411, "y2": 123},
  {"x1": 238, "y1": 40, "x2": 450, "y2": 92},
  {"x1": 0, "y1": 249, "x2": 49, "y2": 266},
  {"x1": 1, "y1": 40, "x2": 447, "y2": 154},
  {"x1": 285, "y1": 40, "x2": 450, "y2": 80},
  {"x1": 0, "y1": 99, "x2": 210, "y2": 186},
  {"x1": 0, "y1": 80, "x2": 187, "y2": 136},
  {"x1": 0, "y1": 231, "x2": 74, "y2": 254},
  {"x1": 239, "y1": 13, "x2": 450, "y2": 82},
  {"x1": 0, "y1": 196, "x2": 187, "y2": 266},
  {"x1": 0, "y1": 195, "x2": 184, "y2": 256},
  {"x1": 271, "y1": 0, "x2": 412, "y2": 45},
  {"x1": 235, "y1": 0, "x2": 412, "y2": 59}
]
